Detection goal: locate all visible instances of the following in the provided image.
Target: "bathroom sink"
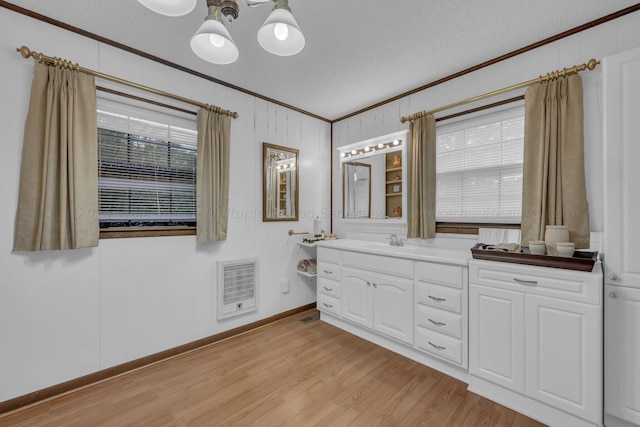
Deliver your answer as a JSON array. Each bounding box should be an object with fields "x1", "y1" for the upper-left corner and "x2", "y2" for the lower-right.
[{"x1": 363, "y1": 243, "x2": 425, "y2": 254}]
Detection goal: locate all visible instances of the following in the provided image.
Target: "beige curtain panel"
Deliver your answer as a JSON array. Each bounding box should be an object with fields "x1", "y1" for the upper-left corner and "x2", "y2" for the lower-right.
[
  {"x1": 407, "y1": 114, "x2": 436, "y2": 239},
  {"x1": 196, "y1": 108, "x2": 231, "y2": 243},
  {"x1": 521, "y1": 74, "x2": 590, "y2": 248},
  {"x1": 13, "y1": 62, "x2": 98, "y2": 251}
]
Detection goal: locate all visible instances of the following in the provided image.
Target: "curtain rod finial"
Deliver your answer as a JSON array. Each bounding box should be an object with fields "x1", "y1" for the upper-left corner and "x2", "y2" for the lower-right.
[
  {"x1": 587, "y1": 58, "x2": 598, "y2": 71},
  {"x1": 17, "y1": 46, "x2": 32, "y2": 59}
]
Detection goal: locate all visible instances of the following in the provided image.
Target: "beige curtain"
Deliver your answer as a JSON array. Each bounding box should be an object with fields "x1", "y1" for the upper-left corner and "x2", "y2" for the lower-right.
[
  {"x1": 13, "y1": 62, "x2": 98, "y2": 251},
  {"x1": 196, "y1": 108, "x2": 231, "y2": 243},
  {"x1": 407, "y1": 114, "x2": 436, "y2": 239},
  {"x1": 521, "y1": 74, "x2": 590, "y2": 248}
]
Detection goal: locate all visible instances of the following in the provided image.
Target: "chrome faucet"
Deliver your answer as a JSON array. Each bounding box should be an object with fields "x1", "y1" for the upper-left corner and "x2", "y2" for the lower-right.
[{"x1": 389, "y1": 234, "x2": 404, "y2": 246}]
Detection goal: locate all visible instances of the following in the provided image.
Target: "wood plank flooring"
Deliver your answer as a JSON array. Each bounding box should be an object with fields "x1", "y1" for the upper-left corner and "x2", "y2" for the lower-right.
[{"x1": 0, "y1": 310, "x2": 545, "y2": 426}]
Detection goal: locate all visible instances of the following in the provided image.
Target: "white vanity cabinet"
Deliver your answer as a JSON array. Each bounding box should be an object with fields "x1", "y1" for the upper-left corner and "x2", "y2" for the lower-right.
[
  {"x1": 414, "y1": 261, "x2": 467, "y2": 367},
  {"x1": 315, "y1": 240, "x2": 470, "y2": 382},
  {"x1": 341, "y1": 251, "x2": 414, "y2": 345},
  {"x1": 317, "y1": 247, "x2": 341, "y2": 316},
  {"x1": 469, "y1": 259, "x2": 603, "y2": 427}
]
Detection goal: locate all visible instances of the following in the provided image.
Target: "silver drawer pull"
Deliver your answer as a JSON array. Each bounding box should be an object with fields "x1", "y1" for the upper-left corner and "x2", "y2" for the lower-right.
[
  {"x1": 428, "y1": 318, "x2": 446, "y2": 326},
  {"x1": 513, "y1": 278, "x2": 538, "y2": 285},
  {"x1": 323, "y1": 286, "x2": 333, "y2": 291},
  {"x1": 323, "y1": 270, "x2": 333, "y2": 275},
  {"x1": 428, "y1": 295, "x2": 446, "y2": 302},
  {"x1": 322, "y1": 302, "x2": 333, "y2": 308},
  {"x1": 428, "y1": 341, "x2": 446, "y2": 350}
]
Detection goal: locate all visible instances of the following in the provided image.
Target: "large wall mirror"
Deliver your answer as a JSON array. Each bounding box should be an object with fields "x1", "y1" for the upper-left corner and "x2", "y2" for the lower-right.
[
  {"x1": 263, "y1": 142, "x2": 299, "y2": 221},
  {"x1": 339, "y1": 130, "x2": 407, "y2": 220}
]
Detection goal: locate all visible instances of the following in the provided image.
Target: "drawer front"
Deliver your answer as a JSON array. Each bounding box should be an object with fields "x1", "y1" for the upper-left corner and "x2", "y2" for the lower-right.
[
  {"x1": 318, "y1": 262, "x2": 340, "y2": 280},
  {"x1": 318, "y1": 247, "x2": 341, "y2": 264},
  {"x1": 318, "y1": 293, "x2": 340, "y2": 316},
  {"x1": 318, "y1": 277, "x2": 341, "y2": 299},
  {"x1": 415, "y1": 282, "x2": 462, "y2": 313},
  {"x1": 415, "y1": 262, "x2": 463, "y2": 289},
  {"x1": 415, "y1": 326, "x2": 462, "y2": 365},
  {"x1": 415, "y1": 304, "x2": 462, "y2": 339},
  {"x1": 343, "y1": 251, "x2": 413, "y2": 279},
  {"x1": 469, "y1": 260, "x2": 601, "y2": 305}
]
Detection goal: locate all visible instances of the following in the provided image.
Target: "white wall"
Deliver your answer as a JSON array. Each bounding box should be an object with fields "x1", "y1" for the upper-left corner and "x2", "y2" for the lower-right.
[
  {"x1": 0, "y1": 9, "x2": 331, "y2": 401},
  {"x1": 332, "y1": 10, "x2": 640, "y2": 248}
]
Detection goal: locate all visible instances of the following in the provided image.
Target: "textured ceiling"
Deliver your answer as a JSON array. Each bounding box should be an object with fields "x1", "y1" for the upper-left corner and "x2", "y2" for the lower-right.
[{"x1": 4, "y1": 0, "x2": 639, "y2": 120}]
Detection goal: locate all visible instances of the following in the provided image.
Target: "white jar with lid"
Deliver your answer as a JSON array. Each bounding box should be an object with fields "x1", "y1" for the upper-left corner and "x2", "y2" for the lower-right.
[{"x1": 544, "y1": 225, "x2": 569, "y2": 256}]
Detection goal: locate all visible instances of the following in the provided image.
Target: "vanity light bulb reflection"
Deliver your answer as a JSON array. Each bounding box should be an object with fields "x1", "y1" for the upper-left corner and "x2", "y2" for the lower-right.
[
  {"x1": 393, "y1": 140, "x2": 400, "y2": 146},
  {"x1": 377, "y1": 143, "x2": 384, "y2": 149},
  {"x1": 364, "y1": 146, "x2": 370, "y2": 152}
]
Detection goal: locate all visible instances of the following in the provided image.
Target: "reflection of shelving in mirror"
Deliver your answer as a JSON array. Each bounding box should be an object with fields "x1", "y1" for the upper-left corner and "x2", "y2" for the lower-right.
[
  {"x1": 279, "y1": 173, "x2": 287, "y2": 212},
  {"x1": 385, "y1": 153, "x2": 403, "y2": 218}
]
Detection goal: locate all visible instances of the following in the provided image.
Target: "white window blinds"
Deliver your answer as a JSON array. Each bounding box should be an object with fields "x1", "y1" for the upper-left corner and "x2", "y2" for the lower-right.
[
  {"x1": 96, "y1": 98, "x2": 198, "y2": 227},
  {"x1": 435, "y1": 105, "x2": 524, "y2": 223}
]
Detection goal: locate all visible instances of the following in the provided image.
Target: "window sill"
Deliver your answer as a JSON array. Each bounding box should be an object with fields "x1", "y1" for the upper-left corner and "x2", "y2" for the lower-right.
[
  {"x1": 99, "y1": 226, "x2": 196, "y2": 239},
  {"x1": 435, "y1": 222, "x2": 520, "y2": 235}
]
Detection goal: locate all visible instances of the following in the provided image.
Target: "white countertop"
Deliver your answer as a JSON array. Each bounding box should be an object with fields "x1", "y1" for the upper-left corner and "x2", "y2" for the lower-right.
[{"x1": 315, "y1": 239, "x2": 471, "y2": 266}]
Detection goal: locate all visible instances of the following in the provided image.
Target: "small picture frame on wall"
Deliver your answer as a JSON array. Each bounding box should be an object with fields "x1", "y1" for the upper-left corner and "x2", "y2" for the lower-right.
[{"x1": 392, "y1": 184, "x2": 401, "y2": 193}]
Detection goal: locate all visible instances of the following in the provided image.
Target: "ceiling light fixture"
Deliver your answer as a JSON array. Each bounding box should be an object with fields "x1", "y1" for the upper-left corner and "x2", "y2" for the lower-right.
[
  {"x1": 138, "y1": 0, "x2": 304, "y2": 65},
  {"x1": 257, "y1": 0, "x2": 305, "y2": 57},
  {"x1": 191, "y1": 2, "x2": 239, "y2": 64},
  {"x1": 137, "y1": 0, "x2": 198, "y2": 17}
]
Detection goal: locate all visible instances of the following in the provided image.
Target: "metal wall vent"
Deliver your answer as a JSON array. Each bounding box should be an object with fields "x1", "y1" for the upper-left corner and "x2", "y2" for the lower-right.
[{"x1": 217, "y1": 258, "x2": 258, "y2": 320}]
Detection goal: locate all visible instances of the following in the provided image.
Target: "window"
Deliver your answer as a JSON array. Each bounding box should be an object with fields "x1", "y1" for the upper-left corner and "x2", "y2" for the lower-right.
[
  {"x1": 97, "y1": 98, "x2": 198, "y2": 229},
  {"x1": 435, "y1": 105, "x2": 524, "y2": 223}
]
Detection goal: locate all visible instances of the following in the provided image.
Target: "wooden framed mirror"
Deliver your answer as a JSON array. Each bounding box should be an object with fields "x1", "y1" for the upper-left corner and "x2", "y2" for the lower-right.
[{"x1": 263, "y1": 142, "x2": 299, "y2": 221}]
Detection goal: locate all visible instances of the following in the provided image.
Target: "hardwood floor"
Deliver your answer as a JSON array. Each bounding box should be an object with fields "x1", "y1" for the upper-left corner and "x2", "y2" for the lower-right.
[{"x1": 0, "y1": 310, "x2": 545, "y2": 426}]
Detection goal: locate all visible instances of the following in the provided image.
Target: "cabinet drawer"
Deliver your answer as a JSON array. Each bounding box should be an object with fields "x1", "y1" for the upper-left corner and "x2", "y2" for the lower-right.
[
  {"x1": 415, "y1": 304, "x2": 462, "y2": 339},
  {"x1": 469, "y1": 260, "x2": 601, "y2": 305},
  {"x1": 343, "y1": 251, "x2": 413, "y2": 279},
  {"x1": 415, "y1": 262, "x2": 463, "y2": 289},
  {"x1": 318, "y1": 262, "x2": 340, "y2": 280},
  {"x1": 416, "y1": 282, "x2": 462, "y2": 313},
  {"x1": 318, "y1": 293, "x2": 340, "y2": 316},
  {"x1": 415, "y1": 326, "x2": 462, "y2": 365},
  {"x1": 318, "y1": 277, "x2": 340, "y2": 299},
  {"x1": 318, "y1": 247, "x2": 341, "y2": 264}
]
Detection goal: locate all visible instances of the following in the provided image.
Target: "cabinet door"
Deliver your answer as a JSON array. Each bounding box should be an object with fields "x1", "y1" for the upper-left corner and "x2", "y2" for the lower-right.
[
  {"x1": 525, "y1": 295, "x2": 601, "y2": 422},
  {"x1": 341, "y1": 267, "x2": 373, "y2": 328},
  {"x1": 605, "y1": 285, "x2": 640, "y2": 425},
  {"x1": 469, "y1": 284, "x2": 525, "y2": 393},
  {"x1": 372, "y1": 274, "x2": 414, "y2": 344},
  {"x1": 603, "y1": 46, "x2": 640, "y2": 289}
]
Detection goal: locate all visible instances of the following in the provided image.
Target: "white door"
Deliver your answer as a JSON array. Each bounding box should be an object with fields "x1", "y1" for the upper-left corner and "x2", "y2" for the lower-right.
[
  {"x1": 372, "y1": 274, "x2": 414, "y2": 344},
  {"x1": 603, "y1": 46, "x2": 640, "y2": 427},
  {"x1": 341, "y1": 267, "x2": 373, "y2": 328},
  {"x1": 603, "y1": 46, "x2": 640, "y2": 290},
  {"x1": 469, "y1": 284, "x2": 525, "y2": 394},
  {"x1": 605, "y1": 285, "x2": 640, "y2": 425},
  {"x1": 525, "y1": 295, "x2": 601, "y2": 422}
]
